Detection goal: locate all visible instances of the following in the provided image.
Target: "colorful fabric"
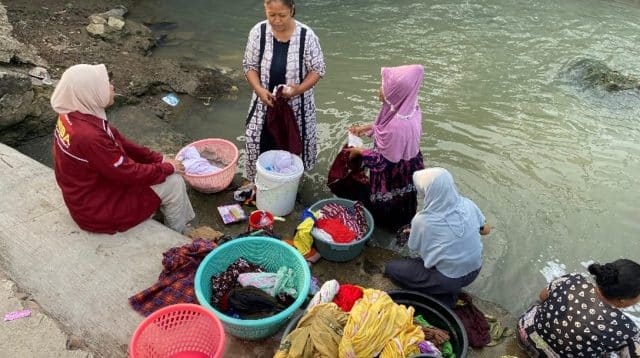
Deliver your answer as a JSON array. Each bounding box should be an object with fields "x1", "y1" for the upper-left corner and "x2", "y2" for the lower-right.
[
  {"x1": 332, "y1": 284, "x2": 364, "y2": 312},
  {"x1": 371, "y1": 64, "x2": 424, "y2": 163},
  {"x1": 210, "y1": 258, "x2": 265, "y2": 309},
  {"x1": 339, "y1": 289, "x2": 425, "y2": 358},
  {"x1": 315, "y1": 218, "x2": 356, "y2": 244},
  {"x1": 417, "y1": 340, "x2": 441, "y2": 355},
  {"x1": 414, "y1": 315, "x2": 451, "y2": 347},
  {"x1": 129, "y1": 239, "x2": 216, "y2": 316},
  {"x1": 308, "y1": 279, "x2": 340, "y2": 310},
  {"x1": 243, "y1": 20, "x2": 326, "y2": 180},
  {"x1": 410, "y1": 167, "x2": 486, "y2": 278},
  {"x1": 293, "y1": 212, "x2": 316, "y2": 255},
  {"x1": 319, "y1": 202, "x2": 369, "y2": 239},
  {"x1": 275, "y1": 303, "x2": 348, "y2": 358},
  {"x1": 361, "y1": 150, "x2": 424, "y2": 230},
  {"x1": 237, "y1": 266, "x2": 298, "y2": 298},
  {"x1": 518, "y1": 274, "x2": 640, "y2": 357}
]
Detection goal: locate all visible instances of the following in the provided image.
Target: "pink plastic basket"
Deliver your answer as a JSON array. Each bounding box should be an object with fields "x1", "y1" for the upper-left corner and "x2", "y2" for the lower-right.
[
  {"x1": 176, "y1": 138, "x2": 239, "y2": 193},
  {"x1": 129, "y1": 304, "x2": 225, "y2": 358}
]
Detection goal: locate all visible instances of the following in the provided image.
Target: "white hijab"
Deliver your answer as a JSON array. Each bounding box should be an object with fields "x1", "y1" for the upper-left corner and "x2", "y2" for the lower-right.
[{"x1": 50, "y1": 64, "x2": 110, "y2": 120}]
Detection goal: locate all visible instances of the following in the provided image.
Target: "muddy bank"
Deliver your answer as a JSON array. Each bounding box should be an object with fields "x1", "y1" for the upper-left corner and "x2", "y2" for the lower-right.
[{"x1": 0, "y1": 0, "x2": 238, "y2": 150}]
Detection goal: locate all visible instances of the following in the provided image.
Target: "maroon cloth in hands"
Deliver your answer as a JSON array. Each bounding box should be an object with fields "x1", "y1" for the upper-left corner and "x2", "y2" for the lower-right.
[
  {"x1": 128, "y1": 239, "x2": 217, "y2": 316},
  {"x1": 327, "y1": 145, "x2": 370, "y2": 205},
  {"x1": 265, "y1": 86, "x2": 303, "y2": 155}
]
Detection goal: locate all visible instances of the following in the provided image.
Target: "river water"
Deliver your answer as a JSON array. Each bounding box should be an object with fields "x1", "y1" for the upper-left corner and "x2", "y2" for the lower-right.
[{"x1": 129, "y1": 0, "x2": 640, "y2": 316}]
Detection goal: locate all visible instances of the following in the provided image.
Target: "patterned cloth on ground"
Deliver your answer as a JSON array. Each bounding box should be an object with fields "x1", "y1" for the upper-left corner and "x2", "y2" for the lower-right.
[{"x1": 128, "y1": 239, "x2": 216, "y2": 316}]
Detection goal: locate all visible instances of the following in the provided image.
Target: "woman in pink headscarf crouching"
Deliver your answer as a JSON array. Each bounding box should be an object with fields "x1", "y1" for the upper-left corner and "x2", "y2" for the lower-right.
[{"x1": 348, "y1": 64, "x2": 425, "y2": 230}]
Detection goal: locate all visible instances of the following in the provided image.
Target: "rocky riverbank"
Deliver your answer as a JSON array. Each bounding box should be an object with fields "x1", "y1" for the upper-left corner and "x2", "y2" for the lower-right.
[{"x1": 0, "y1": 0, "x2": 238, "y2": 152}]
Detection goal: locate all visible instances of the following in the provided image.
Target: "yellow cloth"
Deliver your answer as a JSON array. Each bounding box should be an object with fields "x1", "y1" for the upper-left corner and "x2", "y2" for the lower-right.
[
  {"x1": 274, "y1": 303, "x2": 348, "y2": 358},
  {"x1": 293, "y1": 216, "x2": 315, "y2": 255},
  {"x1": 339, "y1": 289, "x2": 425, "y2": 358}
]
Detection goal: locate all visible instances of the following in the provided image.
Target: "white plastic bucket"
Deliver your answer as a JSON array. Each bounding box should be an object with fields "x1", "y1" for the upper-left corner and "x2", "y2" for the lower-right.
[{"x1": 255, "y1": 150, "x2": 304, "y2": 216}]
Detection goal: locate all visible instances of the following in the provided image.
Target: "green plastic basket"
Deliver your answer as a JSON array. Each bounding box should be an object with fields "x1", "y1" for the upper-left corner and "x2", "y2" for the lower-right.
[
  {"x1": 194, "y1": 236, "x2": 311, "y2": 340},
  {"x1": 308, "y1": 198, "x2": 375, "y2": 262}
]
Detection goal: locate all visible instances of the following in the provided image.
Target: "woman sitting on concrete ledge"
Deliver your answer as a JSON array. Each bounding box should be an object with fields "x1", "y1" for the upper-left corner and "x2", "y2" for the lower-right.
[{"x1": 51, "y1": 63, "x2": 195, "y2": 234}]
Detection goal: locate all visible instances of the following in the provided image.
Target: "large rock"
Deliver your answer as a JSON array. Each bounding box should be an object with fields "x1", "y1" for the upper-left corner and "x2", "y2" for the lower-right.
[
  {"x1": 0, "y1": 69, "x2": 54, "y2": 146},
  {"x1": 0, "y1": 3, "x2": 45, "y2": 66},
  {"x1": 85, "y1": 6, "x2": 155, "y2": 53},
  {"x1": 564, "y1": 58, "x2": 640, "y2": 92}
]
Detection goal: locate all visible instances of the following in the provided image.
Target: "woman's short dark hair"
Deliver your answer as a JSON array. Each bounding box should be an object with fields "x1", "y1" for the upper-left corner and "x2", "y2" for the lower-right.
[
  {"x1": 265, "y1": 0, "x2": 296, "y2": 16},
  {"x1": 588, "y1": 259, "x2": 640, "y2": 300}
]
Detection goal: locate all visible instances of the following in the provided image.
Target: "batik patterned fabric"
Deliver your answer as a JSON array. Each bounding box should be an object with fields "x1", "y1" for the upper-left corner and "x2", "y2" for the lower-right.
[
  {"x1": 361, "y1": 150, "x2": 424, "y2": 231},
  {"x1": 319, "y1": 202, "x2": 369, "y2": 240},
  {"x1": 129, "y1": 239, "x2": 216, "y2": 316},
  {"x1": 242, "y1": 20, "x2": 326, "y2": 180}
]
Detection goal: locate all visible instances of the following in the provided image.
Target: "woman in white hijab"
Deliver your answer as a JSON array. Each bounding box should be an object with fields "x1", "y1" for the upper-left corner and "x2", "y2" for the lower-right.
[
  {"x1": 384, "y1": 167, "x2": 491, "y2": 307},
  {"x1": 51, "y1": 63, "x2": 195, "y2": 234}
]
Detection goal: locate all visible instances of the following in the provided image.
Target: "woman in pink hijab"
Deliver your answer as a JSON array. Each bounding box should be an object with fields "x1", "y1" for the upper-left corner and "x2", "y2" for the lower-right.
[{"x1": 349, "y1": 64, "x2": 425, "y2": 230}]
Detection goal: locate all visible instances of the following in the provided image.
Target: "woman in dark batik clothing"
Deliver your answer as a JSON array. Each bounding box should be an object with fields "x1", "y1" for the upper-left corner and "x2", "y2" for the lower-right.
[{"x1": 348, "y1": 64, "x2": 425, "y2": 230}]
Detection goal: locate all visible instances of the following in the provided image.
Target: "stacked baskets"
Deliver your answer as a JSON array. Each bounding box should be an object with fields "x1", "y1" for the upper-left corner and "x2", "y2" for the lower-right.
[
  {"x1": 176, "y1": 138, "x2": 238, "y2": 193},
  {"x1": 194, "y1": 236, "x2": 311, "y2": 340},
  {"x1": 308, "y1": 198, "x2": 375, "y2": 262}
]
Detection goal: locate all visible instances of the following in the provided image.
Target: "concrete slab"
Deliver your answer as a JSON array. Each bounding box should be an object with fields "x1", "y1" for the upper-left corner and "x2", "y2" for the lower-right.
[
  {"x1": 0, "y1": 143, "x2": 189, "y2": 357},
  {"x1": 0, "y1": 275, "x2": 92, "y2": 358}
]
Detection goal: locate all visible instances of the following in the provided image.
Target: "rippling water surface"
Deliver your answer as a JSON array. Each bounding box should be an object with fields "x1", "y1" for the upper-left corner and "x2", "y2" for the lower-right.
[{"x1": 130, "y1": 0, "x2": 640, "y2": 314}]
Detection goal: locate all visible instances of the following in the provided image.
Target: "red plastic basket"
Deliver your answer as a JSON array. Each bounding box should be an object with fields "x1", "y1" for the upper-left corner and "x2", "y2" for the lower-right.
[
  {"x1": 129, "y1": 304, "x2": 225, "y2": 358},
  {"x1": 176, "y1": 138, "x2": 239, "y2": 194}
]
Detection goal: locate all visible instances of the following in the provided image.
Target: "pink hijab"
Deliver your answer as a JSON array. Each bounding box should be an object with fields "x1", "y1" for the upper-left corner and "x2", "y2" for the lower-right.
[
  {"x1": 50, "y1": 64, "x2": 111, "y2": 120},
  {"x1": 372, "y1": 64, "x2": 424, "y2": 163}
]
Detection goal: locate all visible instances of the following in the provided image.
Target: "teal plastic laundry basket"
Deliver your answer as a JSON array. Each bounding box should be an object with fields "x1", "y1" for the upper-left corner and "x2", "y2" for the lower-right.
[
  {"x1": 194, "y1": 236, "x2": 311, "y2": 340},
  {"x1": 308, "y1": 198, "x2": 375, "y2": 262}
]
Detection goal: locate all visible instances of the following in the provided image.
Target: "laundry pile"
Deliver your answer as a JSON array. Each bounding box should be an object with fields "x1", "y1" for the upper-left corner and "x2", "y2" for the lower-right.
[
  {"x1": 289, "y1": 201, "x2": 369, "y2": 262},
  {"x1": 276, "y1": 280, "x2": 457, "y2": 358},
  {"x1": 210, "y1": 258, "x2": 298, "y2": 319}
]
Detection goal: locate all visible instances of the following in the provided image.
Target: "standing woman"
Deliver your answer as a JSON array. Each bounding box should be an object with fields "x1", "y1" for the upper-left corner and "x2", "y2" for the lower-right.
[
  {"x1": 348, "y1": 64, "x2": 425, "y2": 230},
  {"x1": 242, "y1": 0, "x2": 326, "y2": 181}
]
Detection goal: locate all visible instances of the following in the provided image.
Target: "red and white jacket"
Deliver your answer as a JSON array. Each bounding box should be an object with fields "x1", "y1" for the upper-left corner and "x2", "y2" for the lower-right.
[{"x1": 53, "y1": 111, "x2": 175, "y2": 233}]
